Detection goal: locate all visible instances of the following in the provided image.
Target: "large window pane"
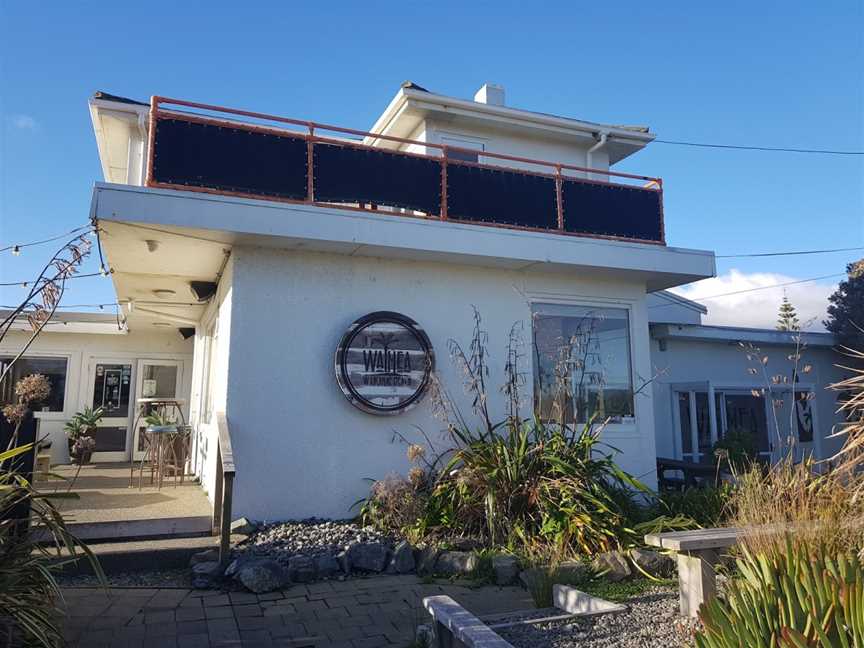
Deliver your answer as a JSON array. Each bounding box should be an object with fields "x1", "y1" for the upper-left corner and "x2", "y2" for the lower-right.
[
  {"x1": 677, "y1": 392, "x2": 693, "y2": 456},
  {"x1": 532, "y1": 303, "x2": 634, "y2": 423},
  {"x1": 694, "y1": 392, "x2": 713, "y2": 461},
  {"x1": 0, "y1": 356, "x2": 68, "y2": 412}
]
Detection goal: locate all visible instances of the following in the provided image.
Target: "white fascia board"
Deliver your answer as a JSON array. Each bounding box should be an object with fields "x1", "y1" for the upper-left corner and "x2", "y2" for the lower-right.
[
  {"x1": 651, "y1": 323, "x2": 836, "y2": 348},
  {"x1": 91, "y1": 183, "x2": 715, "y2": 291},
  {"x1": 366, "y1": 88, "x2": 654, "y2": 152},
  {"x1": 653, "y1": 290, "x2": 709, "y2": 314},
  {"x1": 4, "y1": 319, "x2": 126, "y2": 335},
  {"x1": 89, "y1": 99, "x2": 149, "y2": 183}
]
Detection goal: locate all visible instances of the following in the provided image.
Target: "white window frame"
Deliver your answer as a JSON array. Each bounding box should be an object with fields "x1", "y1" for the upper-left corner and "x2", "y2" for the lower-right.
[
  {"x1": 0, "y1": 352, "x2": 72, "y2": 420},
  {"x1": 438, "y1": 131, "x2": 487, "y2": 164},
  {"x1": 528, "y1": 296, "x2": 638, "y2": 430}
]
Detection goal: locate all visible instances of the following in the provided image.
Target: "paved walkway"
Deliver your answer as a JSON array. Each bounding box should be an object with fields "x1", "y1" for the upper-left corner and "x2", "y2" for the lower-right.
[{"x1": 61, "y1": 575, "x2": 535, "y2": 647}]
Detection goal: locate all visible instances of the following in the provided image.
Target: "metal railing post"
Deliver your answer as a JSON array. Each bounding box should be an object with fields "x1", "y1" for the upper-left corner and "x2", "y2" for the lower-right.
[
  {"x1": 555, "y1": 164, "x2": 564, "y2": 231},
  {"x1": 440, "y1": 147, "x2": 448, "y2": 221},
  {"x1": 306, "y1": 124, "x2": 315, "y2": 203},
  {"x1": 219, "y1": 472, "x2": 234, "y2": 566}
]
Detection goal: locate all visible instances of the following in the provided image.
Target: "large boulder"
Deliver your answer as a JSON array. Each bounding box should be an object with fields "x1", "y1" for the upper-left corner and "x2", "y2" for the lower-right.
[
  {"x1": 314, "y1": 553, "x2": 341, "y2": 578},
  {"x1": 189, "y1": 548, "x2": 219, "y2": 566},
  {"x1": 492, "y1": 555, "x2": 519, "y2": 586},
  {"x1": 591, "y1": 551, "x2": 632, "y2": 582},
  {"x1": 629, "y1": 548, "x2": 674, "y2": 577},
  {"x1": 235, "y1": 558, "x2": 290, "y2": 593},
  {"x1": 191, "y1": 560, "x2": 222, "y2": 589},
  {"x1": 434, "y1": 551, "x2": 478, "y2": 576},
  {"x1": 288, "y1": 555, "x2": 316, "y2": 583},
  {"x1": 336, "y1": 549, "x2": 351, "y2": 575},
  {"x1": 348, "y1": 542, "x2": 389, "y2": 572},
  {"x1": 388, "y1": 541, "x2": 416, "y2": 574},
  {"x1": 415, "y1": 546, "x2": 440, "y2": 575},
  {"x1": 230, "y1": 517, "x2": 258, "y2": 535}
]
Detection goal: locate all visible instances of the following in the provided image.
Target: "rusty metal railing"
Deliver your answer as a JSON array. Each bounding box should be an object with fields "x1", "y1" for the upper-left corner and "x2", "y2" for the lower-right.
[{"x1": 145, "y1": 96, "x2": 666, "y2": 245}]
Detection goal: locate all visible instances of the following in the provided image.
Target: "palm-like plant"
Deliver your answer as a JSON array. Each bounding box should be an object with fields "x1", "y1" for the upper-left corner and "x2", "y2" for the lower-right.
[
  {"x1": 0, "y1": 444, "x2": 105, "y2": 647},
  {"x1": 72, "y1": 407, "x2": 104, "y2": 436}
]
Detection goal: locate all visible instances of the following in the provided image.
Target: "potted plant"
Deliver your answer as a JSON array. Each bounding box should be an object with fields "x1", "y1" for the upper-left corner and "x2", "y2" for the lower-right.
[
  {"x1": 70, "y1": 436, "x2": 96, "y2": 465},
  {"x1": 64, "y1": 407, "x2": 103, "y2": 463}
]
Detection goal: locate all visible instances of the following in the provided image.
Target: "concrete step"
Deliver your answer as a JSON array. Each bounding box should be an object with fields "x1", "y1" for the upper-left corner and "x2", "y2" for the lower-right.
[{"x1": 64, "y1": 515, "x2": 213, "y2": 543}]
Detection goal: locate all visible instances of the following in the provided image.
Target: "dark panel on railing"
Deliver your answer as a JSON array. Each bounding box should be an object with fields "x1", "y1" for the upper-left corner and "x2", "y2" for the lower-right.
[
  {"x1": 447, "y1": 164, "x2": 558, "y2": 229},
  {"x1": 151, "y1": 118, "x2": 308, "y2": 199},
  {"x1": 313, "y1": 144, "x2": 442, "y2": 215},
  {"x1": 562, "y1": 180, "x2": 663, "y2": 242}
]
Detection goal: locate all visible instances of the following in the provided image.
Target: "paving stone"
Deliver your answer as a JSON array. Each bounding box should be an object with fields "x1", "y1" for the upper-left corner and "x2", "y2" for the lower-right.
[
  {"x1": 233, "y1": 603, "x2": 264, "y2": 617},
  {"x1": 175, "y1": 606, "x2": 206, "y2": 622},
  {"x1": 177, "y1": 634, "x2": 210, "y2": 648},
  {"x1": 204, "y1": 604, "x2": 235, "y2": 619},
  {"x1": 145, "y1": 622, "x2": 179, "y2": 637},
  {"x1": 176, "y1": 620, "x2": 208, "y2": 635}
]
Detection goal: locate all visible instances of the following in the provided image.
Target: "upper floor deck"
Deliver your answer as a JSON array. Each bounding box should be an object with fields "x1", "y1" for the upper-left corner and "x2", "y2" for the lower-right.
[{"x1": 138, "y1": 96, "x2": 665, "y2": 245}]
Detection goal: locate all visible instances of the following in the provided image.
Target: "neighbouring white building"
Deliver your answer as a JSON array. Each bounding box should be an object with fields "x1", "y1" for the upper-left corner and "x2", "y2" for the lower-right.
[{"x1": 1, "y1": 83, "x2": 843, "y2": 523}]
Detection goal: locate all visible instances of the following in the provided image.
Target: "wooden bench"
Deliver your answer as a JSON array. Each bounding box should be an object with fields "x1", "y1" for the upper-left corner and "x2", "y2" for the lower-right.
[{"x1": 645, "y1": 527, "x2": 740, "y2": 618}]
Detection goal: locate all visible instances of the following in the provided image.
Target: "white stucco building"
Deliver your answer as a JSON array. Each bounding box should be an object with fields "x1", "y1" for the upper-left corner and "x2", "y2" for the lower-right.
[{"x1": 1, "y1": 83, "x2": 843, "y2": 523}]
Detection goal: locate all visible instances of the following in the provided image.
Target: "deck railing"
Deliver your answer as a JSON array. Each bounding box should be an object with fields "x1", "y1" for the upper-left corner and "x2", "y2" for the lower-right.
[
  {"x1": 145, "y1": 97, "x2": 666, "y2": 245},
  {"x1": 213, "y1": 412, "x2": 235, "y2": 566}
]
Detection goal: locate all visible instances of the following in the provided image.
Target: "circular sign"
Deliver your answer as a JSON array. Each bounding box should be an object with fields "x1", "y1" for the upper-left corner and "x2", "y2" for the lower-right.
[{"x1": 335, "y1": 311, "x2": 434, "y2": 415}]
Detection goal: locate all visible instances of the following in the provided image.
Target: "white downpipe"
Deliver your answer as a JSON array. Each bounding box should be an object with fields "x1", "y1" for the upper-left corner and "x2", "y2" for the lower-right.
[{"x1": 587, "y1": 132, "x2": 609, "y2": 180}]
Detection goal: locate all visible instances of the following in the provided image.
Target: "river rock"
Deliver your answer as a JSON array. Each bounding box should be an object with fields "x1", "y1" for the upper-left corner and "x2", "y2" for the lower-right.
[{"x1": 191, "y1": 560, "x2": 223, "y2": 589}]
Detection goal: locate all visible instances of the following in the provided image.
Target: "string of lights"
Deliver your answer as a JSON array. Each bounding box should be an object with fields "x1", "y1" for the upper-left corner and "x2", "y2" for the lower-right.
[{"x1": 0, "y1": 224, "x2": 93, "y2": 254}]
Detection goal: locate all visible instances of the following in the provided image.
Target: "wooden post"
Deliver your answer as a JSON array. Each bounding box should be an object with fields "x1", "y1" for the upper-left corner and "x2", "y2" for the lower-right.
[
  {"x1": 676, "y1": 549, "x2": 719, "y2": 618},
  {"x1": 219, "y1": 472, "x2": 234, "y2": 567}
]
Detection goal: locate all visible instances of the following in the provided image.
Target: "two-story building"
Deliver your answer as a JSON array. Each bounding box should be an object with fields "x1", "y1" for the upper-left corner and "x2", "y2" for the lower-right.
[{"x1": 4, "y1": 82, "x2": 839, "y2": 525}]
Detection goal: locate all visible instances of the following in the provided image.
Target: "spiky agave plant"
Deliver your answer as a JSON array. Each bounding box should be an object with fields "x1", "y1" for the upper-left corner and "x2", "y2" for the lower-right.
[
  {"x1": 0, "y1": 444, "x2": 105, "y2": 647},
  {"x1": 695, "y1": 537, "x2": 863, "y2": 648}
]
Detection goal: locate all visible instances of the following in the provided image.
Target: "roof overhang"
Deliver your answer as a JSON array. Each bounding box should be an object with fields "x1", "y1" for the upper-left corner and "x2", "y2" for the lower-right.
[
  {"x1": 365, "y1": 87, "x2": 655, "y2": 164},
  {"x1": 0, "y1": 310, "x2": 126, "y2": 335},
  {"x1": 651, "y1": 323, "x2": 837, "y2": 348},
  {"x1": 91, "y1": 183, "x2": 715, "y2": 300},
  {"x1": 88, "y1": 94, "x2": 149, "y2": 184}
]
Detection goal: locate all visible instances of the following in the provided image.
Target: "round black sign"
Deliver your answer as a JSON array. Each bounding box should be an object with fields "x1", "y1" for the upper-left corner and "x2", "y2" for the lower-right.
[{"x1": 335, "y1": 311, "x2": 434, "y2": 415}]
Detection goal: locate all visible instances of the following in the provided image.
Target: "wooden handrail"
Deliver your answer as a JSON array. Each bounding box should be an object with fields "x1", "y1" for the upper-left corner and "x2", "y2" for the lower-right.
[
  {"x1": 216, "y1": 412, "x2": 235, "y2": 475},
  {"x1": 214, "y1": 412, "x2": 235, "y2": 566}
]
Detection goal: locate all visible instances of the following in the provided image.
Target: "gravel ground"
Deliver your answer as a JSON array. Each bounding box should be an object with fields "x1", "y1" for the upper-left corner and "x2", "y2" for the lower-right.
[
  {"x1": 233, "y1": 518, "x2": 393, "y2": 565},
  {"x1": 56, "y1": 568, "x2": 191, "y2": 588},
  {"x1": 497, "y1": 587, "x2": 698, "y2": 648}
]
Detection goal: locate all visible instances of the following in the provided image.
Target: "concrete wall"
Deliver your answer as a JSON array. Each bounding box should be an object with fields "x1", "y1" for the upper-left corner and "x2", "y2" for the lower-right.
[
  {"x1": 222, "y1": 245, "x2": 659, "y2": 521},
  {"x1": 0, "y1": 328, "x2": 192, "y2": 464},
  {"x1": 650, "y1": 337, "x2": 845, "y2": 462}
]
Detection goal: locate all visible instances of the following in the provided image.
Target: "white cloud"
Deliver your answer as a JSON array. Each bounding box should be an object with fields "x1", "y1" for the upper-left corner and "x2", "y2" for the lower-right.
[
  {"x1": 11, "y1": 114, "x2": 38, "y2": 131},
  {"x1": 669, "y1": 269, "x2": 837, "y2": 331}
]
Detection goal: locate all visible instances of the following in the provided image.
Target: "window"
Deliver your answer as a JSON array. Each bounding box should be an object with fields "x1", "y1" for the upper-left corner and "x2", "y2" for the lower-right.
[
  {"x1": 0, "y1": 356, "x2": 68, "y2": 412},
  {"x1": 532, "y1": 303, "x2": 634, "y2": 423},
  {"x1": 441, "y1": 136, "x2": 485, "y2": 164}
]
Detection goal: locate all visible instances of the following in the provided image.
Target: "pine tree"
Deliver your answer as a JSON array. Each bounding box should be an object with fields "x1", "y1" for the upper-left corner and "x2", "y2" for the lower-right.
[
  {"x1": 825, "y1": 259, "x2": 864, "y2": 348},
  {"x1": 777, "y1": 295, "x2": 800, "y2": 331}
]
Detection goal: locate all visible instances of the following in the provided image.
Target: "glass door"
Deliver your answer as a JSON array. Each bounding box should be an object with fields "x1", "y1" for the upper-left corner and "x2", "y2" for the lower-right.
[
  {"x1": 132, "y1": 360, "x2": 183, "y2": 461},
  {"x1": 88, "y1": 361, "x2": 133, "y2": 462},
  {"x1": 719, "y1": 392, "x2": 772, "y2": 462}
]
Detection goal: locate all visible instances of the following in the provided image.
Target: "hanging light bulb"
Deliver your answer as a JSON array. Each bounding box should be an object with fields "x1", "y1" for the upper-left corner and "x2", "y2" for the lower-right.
[
  {"x1": 11, "y1": 245, "x2": 21, "y2": 256},
  {"x1": 99, "y1": 265, "x2": 108, "y2": 276}
]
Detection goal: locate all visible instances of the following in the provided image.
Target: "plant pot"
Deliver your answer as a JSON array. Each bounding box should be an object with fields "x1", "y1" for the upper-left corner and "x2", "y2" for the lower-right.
[{"x1": 75, "y1": 450, "x2": 93, "y2": 465}]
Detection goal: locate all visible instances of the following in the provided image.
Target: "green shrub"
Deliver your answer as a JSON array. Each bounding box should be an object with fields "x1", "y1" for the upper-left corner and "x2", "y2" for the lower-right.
[
  {"x1": 695, "y1": 538, "x2": 864, "y2": 648},
  {"x1": 0, "y1": 444, "x2": 104, "y2": 647},
  {"x1": 712, "y1": 427, "x2": 758, "y2": 472},
  {"x1": 654, "y1": 485, "x2": 733, "y2": 528}
]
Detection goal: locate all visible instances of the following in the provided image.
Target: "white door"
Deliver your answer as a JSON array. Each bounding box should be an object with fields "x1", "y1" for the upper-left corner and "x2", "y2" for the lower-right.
[
  {"x1": 132, "y1": 360, "x2": 184, "y2": 461},
  {"x1": 88, "y1": 360, "x2": 134, "y2": 462}
]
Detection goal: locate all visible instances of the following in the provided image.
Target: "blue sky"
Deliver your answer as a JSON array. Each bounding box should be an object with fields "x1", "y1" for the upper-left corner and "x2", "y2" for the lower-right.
[{"x1": 1, "y1": 1, "x2": 862, "y2": 328}]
